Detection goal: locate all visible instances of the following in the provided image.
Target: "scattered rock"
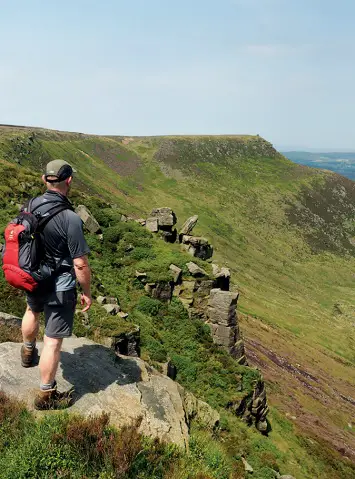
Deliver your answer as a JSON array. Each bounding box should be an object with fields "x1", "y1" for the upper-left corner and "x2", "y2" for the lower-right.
[
  {"x1": 249, "y1": 380, "x2": 269, "y2": 430},
  {"x1": 212, "y1": 264, "x2": 231, "y2": 291},
  {"x1": 187, "y1": 262, "x2": 207, "y2": 277},
  {"x1": 0, "y1": 338, "x2": 189, "y2": 448},
  {"x1": 167, "y1": 360, "x2": 177, "y2": 380},
  {"x1": 179, "y1": 215, "x2": 198, "y2": 236},
  {"x1": 125, "y1": 244, "x2": 134, "y2": 253},
  {"x1": 195, "y1": 279, "x2": 214, "y2": 295},
  {"x1": 169, "y1": 264, "x2": 182, "y2": 283},
  {"x1": 236, "y1": 355, "x2": 247, "y2": 365},
  {"x1": 120, "y1": 214, "x2": 128, "y2": 222},
  {"x1": 279, "y1": 476, "x2": 296, "y2": 479},
  {"x1": 144, "y1": 283, "x2": 156, "y2": 294},
  {"x1": 102, "y1": 304, "x2": 120, "y2": 315},
  {"x1": 111, "y1": 326, "x2": 141, "y2": 357},
  {"x1": 146, "y1": 217, "x2": 159, "y2": 232},
  {"x1": 97, "y1": 296, "x2": 118, "y2": 306},
  {"x1": 75, "y1": 205, "x2": 101, "y2": 234},
  {"x1": 231, "y1": 339, "x2": 246, "y2": 363},
  {"x1": 181, "y1": 235, "x2": 213, "y2": 260},
  {"x1": 97, "y1": 296, "x2": 107, "y2": 305},
  {"x1": 135, "y1": 271, "x2": 147, "y2": 282},
  {"x1": 150, "y1": 207, "x2": 177, "y2": 229},
  {"x1": 241, "y1": 456, "x2": 254, "y2": 473},
  {"x1": 106, "y1": 297, "x2": 119, "y2": 305},
  {"x1": 212, "y1": 263, "x2": 220, "y2": 276},
  {"x1": 118, "y1": 311, "x2": 129, "y2": 319},
  {"x1": 151, "y1": 281, "x2": 173, "y2": 302},
  {"x1": 160, "y1": 229, "x2": 177, "y2": 243},
  {"x1": 0, "y1": 243, "x2": 3, "y2": 253},
  {"x1": 256, "y1": 420, "x2": 268, "y2": 433},
  {"x1": 0, "y1": 312, "x2": 22, "y2": 328}
]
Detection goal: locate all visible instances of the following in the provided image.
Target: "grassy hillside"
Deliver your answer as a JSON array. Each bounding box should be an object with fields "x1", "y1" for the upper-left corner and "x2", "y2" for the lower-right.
[{"x1": 0, "y1": 125, "x2": 354, "y2": 477}]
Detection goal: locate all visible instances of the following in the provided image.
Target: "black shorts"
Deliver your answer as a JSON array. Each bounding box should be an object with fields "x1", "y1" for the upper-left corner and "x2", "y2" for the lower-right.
[{"x1": 26, "y1": 289, "x2": 77, "y2": 339}]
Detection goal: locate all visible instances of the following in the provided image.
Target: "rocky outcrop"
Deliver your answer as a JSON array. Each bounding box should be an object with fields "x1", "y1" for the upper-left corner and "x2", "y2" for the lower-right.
[
  {"x1": 105, "y1": 326, "x2": 141, "y2": 357},
  {"x1": 169, "y1": 264, "x2": 182, "y2": 284},
  {"x1": 151, "y1": 281, "x2": 173, "y2": 302},
  {"x1": 76, "y1": 205, "x2": 101, "y2": 234},
  {"x1": 102, "y1": 304, "x2": 121, "y2": 315},
  {"x1": 149, "y1": 207, "x2": 177, "y2": 229},
  {"x1": 97, "y1": 296, "x2": 119, "y2": 306},
  {"x1": 206, "y1": 289, "x2": 246, "y2": 364},
  {"x1": 187, "y1": 262, "x2": 207, "y2": 277},
  {"x1": 181, "y1": 235, "x2": 213, "y2": 260},
  {"x1": 179, "y1": 215, "x2": 199, "y2": 237},
  {"x1": 146, "y1": 217, "x2": 158, "y2": 232},
  {"x1": 0, "y1": 312, "x2": 22, "y2": 328},
  {"x1": 160, "y1": 229, "x2": 177, "y2": 243},
  {"x1": 146, "y1": 208, "x2": 177, "y2": 243},
  {"x1": 229, "y1": 379, "x2": 269, "y2": 433},
  {"x1": 0, "y1": 337, "x2": 220, "y2": 448},
  {"x1": 124, "y1": 207, "x2": 268, "y2": 430},
  {"x1": 249, "y1": 379, "x2": 269, "y2": 432},
  {"x1": 212, "y1": 264, "x2": 231, "y2": 291}
]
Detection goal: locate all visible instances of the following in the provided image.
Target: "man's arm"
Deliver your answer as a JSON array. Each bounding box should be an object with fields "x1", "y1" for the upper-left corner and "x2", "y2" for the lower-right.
[{"x1": 73, "y1": 255, "x2": 92, "y2": 312}]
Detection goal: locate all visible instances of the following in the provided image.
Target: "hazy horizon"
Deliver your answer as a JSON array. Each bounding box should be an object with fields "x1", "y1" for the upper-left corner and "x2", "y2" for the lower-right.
[{"x1": 1, "y1": 1, "x2": 355, "y2": 150}]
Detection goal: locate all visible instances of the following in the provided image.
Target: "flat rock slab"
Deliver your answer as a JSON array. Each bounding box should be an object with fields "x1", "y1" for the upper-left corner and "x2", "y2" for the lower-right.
[{"x1": 0, "y1": 338, "x2": 188, "y2": 448}]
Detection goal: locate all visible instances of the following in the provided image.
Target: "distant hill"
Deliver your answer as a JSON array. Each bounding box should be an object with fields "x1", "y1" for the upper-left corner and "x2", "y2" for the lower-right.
[{"x1": 283, "y1": 151, "x2": 355, "y2": 180}]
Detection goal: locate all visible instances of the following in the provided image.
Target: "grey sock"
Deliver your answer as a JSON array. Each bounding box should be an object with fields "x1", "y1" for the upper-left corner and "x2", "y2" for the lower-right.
[
  {"x1": 24, "y1": 341, "x2": 36, "y2": 350},
  {"x1": 40, "y1": 381, "x2": 56, "y2": 391}
]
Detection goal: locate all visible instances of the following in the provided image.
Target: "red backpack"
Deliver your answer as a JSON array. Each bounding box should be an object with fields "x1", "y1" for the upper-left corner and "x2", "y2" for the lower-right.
[{"x1": 2, "y1": 198, "x2": 73, "y2": 292}]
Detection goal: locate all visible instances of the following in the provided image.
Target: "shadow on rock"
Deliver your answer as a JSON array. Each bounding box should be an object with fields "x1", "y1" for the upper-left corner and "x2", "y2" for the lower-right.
[{"x1": 60, "y1": 343, "x2": 142, "y2": 404}]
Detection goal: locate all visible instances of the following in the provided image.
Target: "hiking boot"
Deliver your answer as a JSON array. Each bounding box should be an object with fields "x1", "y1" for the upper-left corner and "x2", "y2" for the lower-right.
[
  {"x1": 21, "y1": 345, "x2": 37, "y2": 368},
  {"x1": 34, "y1": 382, "x2": 74, "y2": 411}
]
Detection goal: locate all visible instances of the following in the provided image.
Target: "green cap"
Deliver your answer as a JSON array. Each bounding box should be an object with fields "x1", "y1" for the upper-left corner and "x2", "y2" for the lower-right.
[{"x1": 45, "y1": 159, "x2": 75, "y2": 183}]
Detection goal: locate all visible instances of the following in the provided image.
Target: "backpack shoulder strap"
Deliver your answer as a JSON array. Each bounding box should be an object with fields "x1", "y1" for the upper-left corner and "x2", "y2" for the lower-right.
[{"x1": 37, "y1": 204, "x2": 73, "y2": 230}]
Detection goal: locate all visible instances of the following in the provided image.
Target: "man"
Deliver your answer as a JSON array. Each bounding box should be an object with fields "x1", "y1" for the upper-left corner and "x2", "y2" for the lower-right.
[{"x1": 21, "y1": 159, "x2": 92, "y2": 410}]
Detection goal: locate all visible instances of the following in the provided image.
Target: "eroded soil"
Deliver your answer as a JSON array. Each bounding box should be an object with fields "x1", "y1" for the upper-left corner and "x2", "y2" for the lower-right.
[{"x1": 241, "y1": 314, "x2": 355, "y2": 462}]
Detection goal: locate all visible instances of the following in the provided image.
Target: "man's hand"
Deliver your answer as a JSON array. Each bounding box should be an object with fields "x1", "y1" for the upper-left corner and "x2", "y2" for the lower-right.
[
  {"x1": 80, "y1": 293, "x2": 92, "y2": 312},
  {"x1": 74, "y1": 255, "x2": 92, "y2": 312}
]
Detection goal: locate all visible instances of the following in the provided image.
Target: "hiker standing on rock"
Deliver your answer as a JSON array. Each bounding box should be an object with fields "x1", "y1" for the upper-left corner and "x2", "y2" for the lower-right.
[{"x1": 7, "y1": 160, "x2": 92, "y2": 409}]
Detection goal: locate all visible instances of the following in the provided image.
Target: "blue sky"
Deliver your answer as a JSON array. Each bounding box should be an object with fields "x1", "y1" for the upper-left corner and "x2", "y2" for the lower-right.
[{"x1": 1, "y1": 0, "x2": 355, "y2": 149}]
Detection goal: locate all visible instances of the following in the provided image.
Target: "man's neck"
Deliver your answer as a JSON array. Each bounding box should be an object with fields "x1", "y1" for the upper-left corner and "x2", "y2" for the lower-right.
[{"x1": 47, "y1": 188, "x2": 68, "y2": 197}]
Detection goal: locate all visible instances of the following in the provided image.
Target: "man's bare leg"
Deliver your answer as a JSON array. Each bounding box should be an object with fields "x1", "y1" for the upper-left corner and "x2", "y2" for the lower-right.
[
  {"x1": 39, "y1": 336, "x2": 63, "y2": 386},
  {"x1": 22, "y1": 306, "x2": 40, "y2": 344},
  {"x1": 21, "y1": 306, "x2": 40, "y2": 367}
]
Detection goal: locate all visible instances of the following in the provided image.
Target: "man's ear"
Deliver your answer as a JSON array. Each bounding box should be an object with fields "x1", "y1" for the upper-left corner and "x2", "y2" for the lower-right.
[
  {"x1": 66, "y1": 176, "x2": 73, "y2": 186},
  {"x1": 41, "y1": 175, "x2": 47, "y2": 185}
]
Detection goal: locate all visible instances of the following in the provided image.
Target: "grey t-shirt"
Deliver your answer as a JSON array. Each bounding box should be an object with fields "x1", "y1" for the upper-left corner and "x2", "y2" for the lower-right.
[{"x1": 30, "y1": 191, "x2": 90, "y2": 292}]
